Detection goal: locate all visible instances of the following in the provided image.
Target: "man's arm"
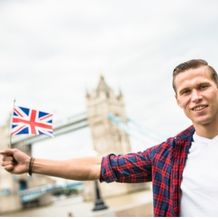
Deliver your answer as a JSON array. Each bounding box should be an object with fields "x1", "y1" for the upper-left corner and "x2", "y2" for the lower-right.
[{"x1": 0, "y1": 148, "x2": 101, "y2": 181}]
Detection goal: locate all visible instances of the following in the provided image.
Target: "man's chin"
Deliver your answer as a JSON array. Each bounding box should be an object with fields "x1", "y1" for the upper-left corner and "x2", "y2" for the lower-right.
[{"x1": 193, "y1": 118, "x2": 212, "y2": 126}]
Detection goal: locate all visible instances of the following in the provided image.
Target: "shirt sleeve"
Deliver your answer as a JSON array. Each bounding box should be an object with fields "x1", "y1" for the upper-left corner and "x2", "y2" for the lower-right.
[{"x1": 100, "y1": 148, "x2": 153, "y2": 183}]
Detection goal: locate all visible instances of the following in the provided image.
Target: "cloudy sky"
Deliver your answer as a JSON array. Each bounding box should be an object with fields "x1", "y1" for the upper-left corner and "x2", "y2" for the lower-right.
[{"x1": 0, "y1": 0, "x2": 218, "y2": 159}]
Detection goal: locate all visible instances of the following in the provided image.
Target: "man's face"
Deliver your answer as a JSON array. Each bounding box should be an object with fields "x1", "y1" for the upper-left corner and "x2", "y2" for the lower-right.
[{"x1": 175, "y1": 66, "x2": 218, "y2": 127}]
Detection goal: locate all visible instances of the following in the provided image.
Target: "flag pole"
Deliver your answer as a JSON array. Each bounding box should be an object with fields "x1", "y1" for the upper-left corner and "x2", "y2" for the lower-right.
[{"x1": 9, "y1": 99, "x2": 16, "y2": 148}]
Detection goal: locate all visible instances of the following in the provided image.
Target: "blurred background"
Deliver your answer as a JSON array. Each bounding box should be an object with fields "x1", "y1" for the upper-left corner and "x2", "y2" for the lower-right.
[{"x1": 0, "y1": 0, "x2": 218, "y2": 216}]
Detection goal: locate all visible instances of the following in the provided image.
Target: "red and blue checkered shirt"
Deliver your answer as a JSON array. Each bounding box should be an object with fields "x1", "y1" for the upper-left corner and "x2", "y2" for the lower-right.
[{"x1": 100, "y1": 125, "x2": 195, "y2": 216}]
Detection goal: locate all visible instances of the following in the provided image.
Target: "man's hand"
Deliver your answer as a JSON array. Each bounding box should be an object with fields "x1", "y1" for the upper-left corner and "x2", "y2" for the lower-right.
[{"x1": 0, "y1": 148, "x2": 30, "y2": 174}]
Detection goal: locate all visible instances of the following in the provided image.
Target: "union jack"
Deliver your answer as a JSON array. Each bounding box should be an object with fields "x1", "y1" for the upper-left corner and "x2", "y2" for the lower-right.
[{"x1": 11, "y1": 106, "x2": 53, "y2": 136}]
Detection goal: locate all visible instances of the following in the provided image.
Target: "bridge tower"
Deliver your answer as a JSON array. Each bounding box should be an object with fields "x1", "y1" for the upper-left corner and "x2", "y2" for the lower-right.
[
  {"x1": 84, "y1": 75, "x2": 145, "y2": 200},
  {"x1": 86, "y1": 75, "x2": 131, "y2": 155}
]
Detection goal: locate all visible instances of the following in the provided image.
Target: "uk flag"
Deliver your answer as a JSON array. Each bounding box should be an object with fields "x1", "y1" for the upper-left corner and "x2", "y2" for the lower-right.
[{"x1": 11, "y1": 106, "x2": 53, "y2": 136}]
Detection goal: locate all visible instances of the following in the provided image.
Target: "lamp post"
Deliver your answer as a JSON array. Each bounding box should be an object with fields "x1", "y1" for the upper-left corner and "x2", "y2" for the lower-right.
[{"x1": 92, "y1": 180, "x2": 108, "y2": 211}]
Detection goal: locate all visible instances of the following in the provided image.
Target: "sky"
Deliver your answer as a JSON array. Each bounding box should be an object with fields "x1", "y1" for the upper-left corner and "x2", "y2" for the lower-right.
[{"x1": 0, "y1": 0, "x2": 218, "y2": 159}]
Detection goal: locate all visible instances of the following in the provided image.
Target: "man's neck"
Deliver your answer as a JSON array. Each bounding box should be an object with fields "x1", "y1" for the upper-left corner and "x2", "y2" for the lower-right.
[{"x1": 194, "y1": 124, "x2": 218, "y2": 139}]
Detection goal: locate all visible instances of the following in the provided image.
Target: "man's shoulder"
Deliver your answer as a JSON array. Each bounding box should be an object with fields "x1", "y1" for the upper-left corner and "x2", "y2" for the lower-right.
[
  {"x1": 148, "y1": 125, "x2": 195, "y2": 159},
  {"x1": 175, "y1": 125, "x2": 195, "y2": 140},
  {"x1": 154, "y1": 125, "x2": 194, "y2": 149}
]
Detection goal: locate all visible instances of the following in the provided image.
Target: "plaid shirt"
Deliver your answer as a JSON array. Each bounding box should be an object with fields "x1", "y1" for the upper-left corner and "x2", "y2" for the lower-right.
[{"x1": 100, "y1": 125, "x2": 195, "y2": 216}]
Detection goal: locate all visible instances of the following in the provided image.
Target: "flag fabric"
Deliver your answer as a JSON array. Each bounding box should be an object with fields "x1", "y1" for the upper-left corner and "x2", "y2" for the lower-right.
[{"x1": 11, "y1": 106, "x2": 53, "y2": 136}]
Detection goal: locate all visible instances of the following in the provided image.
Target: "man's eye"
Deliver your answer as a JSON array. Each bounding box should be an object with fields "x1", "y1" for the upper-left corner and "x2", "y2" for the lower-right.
[
  {"x1": 181, "y1": 90, "x2": 190, "y2": 95},
  {"x1": 199, "y1": 84, "x2": 209, "y2": 90}
]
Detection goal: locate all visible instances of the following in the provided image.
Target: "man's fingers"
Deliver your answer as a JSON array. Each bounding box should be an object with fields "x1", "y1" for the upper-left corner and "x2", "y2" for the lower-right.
[
  {"x1": 0, "y1": 151, "x2": 6, "y2": 155},
  {"x1": 0, "y1": 150, "x2": 16, "y2": 173},
  {"x1": 2, "y1": 156, "x2": 13, "y2": 162},
  {"x1": 0, "y1": 149, "x2": 15, "y2": 155},
  {"x1": 4, "y1": 164, "x2": 14, "y2": 172},
  {"x1": 0, "y1": 150, "x2": 8, "y2": 154},
  {"x1": 2, "y1": 158, "x2": 14, "y2": 165}
]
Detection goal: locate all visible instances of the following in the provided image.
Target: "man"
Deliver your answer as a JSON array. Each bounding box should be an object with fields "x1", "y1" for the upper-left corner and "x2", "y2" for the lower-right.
[{"x1": 1, "y1": 59, "x2": 218, "y2": 216}]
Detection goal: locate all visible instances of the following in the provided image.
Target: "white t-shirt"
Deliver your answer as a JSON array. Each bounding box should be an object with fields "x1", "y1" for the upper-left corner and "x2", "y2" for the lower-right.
[{"x1": 180, "y1": 133, "x2": 218, "y2": 216}]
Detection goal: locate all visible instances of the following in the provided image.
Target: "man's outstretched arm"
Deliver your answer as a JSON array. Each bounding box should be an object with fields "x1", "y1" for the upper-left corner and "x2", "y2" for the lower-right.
[{"x1": 0, "y1": 148, "x2": 101, "y2": 181}]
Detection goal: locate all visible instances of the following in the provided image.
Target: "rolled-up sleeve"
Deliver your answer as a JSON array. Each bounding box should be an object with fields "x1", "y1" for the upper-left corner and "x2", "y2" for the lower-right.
[{"x1": 100, "y1": 149, "x2": 153, "y2": 183}]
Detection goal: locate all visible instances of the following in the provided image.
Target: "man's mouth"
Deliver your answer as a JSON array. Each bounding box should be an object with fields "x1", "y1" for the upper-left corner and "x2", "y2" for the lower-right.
[{"x1": 191, "y1": 105, "x2": 208, "y2": 111}]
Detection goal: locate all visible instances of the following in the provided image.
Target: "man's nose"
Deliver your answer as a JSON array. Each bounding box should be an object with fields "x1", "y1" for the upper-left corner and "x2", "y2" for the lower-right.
[{"x1": 191, "y1": 90, "x2": 202, "y2": 102}]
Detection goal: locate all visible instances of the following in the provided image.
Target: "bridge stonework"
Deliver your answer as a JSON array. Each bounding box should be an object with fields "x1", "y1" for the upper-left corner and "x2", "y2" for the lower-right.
[{"x1": 84, "y1": 76, "x2": 146, "y2": 201}]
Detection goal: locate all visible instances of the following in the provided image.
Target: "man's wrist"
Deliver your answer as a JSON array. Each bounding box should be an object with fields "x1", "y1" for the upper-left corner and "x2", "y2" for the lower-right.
[{"x1": 28, "y1": 157, "x2": 35, "y2": 176}]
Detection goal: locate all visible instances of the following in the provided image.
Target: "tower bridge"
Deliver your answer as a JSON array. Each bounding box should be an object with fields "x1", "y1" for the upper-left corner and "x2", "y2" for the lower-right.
[{"x1": 0, "y1": 76, "x2": 151, "y2": 214}]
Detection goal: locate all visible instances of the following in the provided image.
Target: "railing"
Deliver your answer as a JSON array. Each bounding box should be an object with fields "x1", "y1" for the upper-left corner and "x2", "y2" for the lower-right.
[{"x1": 19, "y1": 182, "x2": 83, "y2": 203}]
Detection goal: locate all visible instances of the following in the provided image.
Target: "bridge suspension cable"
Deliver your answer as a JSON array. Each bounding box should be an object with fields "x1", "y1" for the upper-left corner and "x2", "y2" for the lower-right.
[{"x1": 107, "y1": 113, "x2": 163, "y2": 147}]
